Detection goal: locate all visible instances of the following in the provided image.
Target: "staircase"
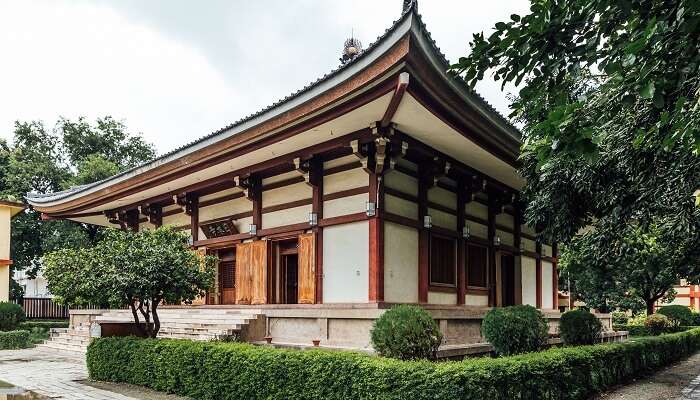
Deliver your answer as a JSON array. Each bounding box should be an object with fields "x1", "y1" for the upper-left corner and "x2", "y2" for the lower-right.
[{"x1": 37, "y1": 308, "x2": 263, "y2": 353}]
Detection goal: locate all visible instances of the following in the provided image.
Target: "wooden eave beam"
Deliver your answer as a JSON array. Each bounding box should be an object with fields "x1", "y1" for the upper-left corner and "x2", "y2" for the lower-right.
[{"x1": 380, "y1": 72, "x2": 409, "y2": 128}]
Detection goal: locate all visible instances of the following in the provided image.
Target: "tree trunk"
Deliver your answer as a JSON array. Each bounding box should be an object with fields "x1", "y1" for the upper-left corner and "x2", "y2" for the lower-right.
[
  {"x1": 646, "y1": 299, "x2": 656, "y2": 315},
  {"x1": 129, "y1": 301, "x2": 146, "y2": 336},
  {"x1": 152, "y1": 302, "x2": 161, "y2": 338}
]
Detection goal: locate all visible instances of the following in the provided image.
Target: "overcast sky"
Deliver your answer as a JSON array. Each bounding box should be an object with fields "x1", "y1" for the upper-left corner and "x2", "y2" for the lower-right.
[{"x1": 0, "y1": 0, "x2": 528, "y2": 155}]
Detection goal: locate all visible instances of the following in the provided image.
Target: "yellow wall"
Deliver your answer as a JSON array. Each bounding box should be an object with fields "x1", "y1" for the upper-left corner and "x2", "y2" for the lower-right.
[{"x1": 0, "y1": 207, "x2": 12, "y2": 301}]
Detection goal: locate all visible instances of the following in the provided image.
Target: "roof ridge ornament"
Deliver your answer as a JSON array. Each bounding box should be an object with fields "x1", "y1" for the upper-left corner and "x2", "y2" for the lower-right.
[
  {"x1": 402, "y1": 0, "x2": 417, "y2": 14},
  {"x1": 340, "y1": 29, "x2": 363, "y2": 65}
]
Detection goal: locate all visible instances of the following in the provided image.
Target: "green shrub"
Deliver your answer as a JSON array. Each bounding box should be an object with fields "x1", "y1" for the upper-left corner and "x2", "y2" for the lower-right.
[
  {"x1": 657, "y1": 305, "x2": 693, "y2": 327},
  {"x1": 559, "y1": 309, "x2": 602, "y2": 345},
  {"x1": 691, "y1": 312, "x2": 700, "y2": 326},
  {"x1": 627, "y1": 313, "x2": 647, "y2": 326},
  {"x1": 481, "y1": 305, "x2": 548, "y2": 356},
  {"x1": 611, "y1": 311, "x2": 629, "y2": 325},
  {"x1": 370, "y1": 305, "x2": 442, "y2": 360},
  {"x1": 87, "y1": 328, "x2": 700, "y2": 400},
  {"x1": 0, "y1": 302, "x2": 25, "y2": 331},
  {"x1": 645, "y1": 313, "x2": 670, "y2": 335},
  {"x1": 0, "y1": 330, "x2": 30, "y2": 349},
  {"x1": 613, "y1": 324, "x2": 693, "y2": 336}
]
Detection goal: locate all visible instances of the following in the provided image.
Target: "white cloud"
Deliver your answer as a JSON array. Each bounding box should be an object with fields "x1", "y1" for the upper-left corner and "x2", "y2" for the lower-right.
[{"x1": 0, "y1": 0, "x2": 528, "y2": 154}]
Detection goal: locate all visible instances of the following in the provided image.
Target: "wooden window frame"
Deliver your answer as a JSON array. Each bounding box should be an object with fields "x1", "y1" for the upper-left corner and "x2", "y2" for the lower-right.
[
  {"x1": 465, "y1": 241, "x2": 489, "y2": 291},
  {"x1": 428, "y1": 233, "x2": 457, "y2": 289}
]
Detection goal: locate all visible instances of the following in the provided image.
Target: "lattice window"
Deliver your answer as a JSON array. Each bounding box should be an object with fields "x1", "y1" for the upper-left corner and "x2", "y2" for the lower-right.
[
  {"x1": 220, "y1": 261, "x2": 235, "y2": 289},
  {"x1": 466, "y1": 243, "x2": 488, "y2": 288},
  {"x1": 430, "y1": 234, "x2": 456, "y2": 286}
]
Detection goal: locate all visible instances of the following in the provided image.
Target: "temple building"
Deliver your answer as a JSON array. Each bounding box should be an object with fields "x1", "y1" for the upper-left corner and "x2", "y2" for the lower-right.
[{"x1": 27, "y1": 2, "x2": 594, "y2": 354}]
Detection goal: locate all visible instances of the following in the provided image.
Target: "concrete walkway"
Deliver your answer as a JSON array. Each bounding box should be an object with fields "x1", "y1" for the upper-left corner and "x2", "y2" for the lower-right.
[
  {"x1": 0, "y1": 348, "x2": 186, "y2": 400},
  {"x1": 596, "y1": 351, "x2": 700, "y2": 400}
]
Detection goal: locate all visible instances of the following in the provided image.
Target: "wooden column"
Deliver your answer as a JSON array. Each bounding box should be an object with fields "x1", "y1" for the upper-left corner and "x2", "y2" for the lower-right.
[
  {"x1": 368, "y1": 170, "x2": 384, "y2": 302},
  {"x1": 487, "y1": 197, "x2": 497, "y2": 307},
  {"x1": 456, "y1": 184, "x2": 466, "y2": 305},
  {"x1": 513, "y1": 202, "x2": 523, "y2": 305},
  {"x1": 189, "y1": 195, "x2": 199, "y2": 243},
  {"x1": 310, "y1": 157, "x2": 324, "y2": 304},
  {"x1": 251, "y1": 177, "x2": 262, "y2": 234},
  {"x1": 417, "y1": 165, "x2": 430, "y2": 303},
  {"x1": 535, "y1": 241, "x2": 542, "y2": 309},
  {"x1": 125, "y1": 209, "x2": 140, "y2": 233}
]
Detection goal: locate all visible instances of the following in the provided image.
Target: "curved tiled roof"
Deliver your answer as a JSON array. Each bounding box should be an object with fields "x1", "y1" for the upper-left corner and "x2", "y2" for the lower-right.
[{"x1": 26, "y1": 3, "x2": 520, "y2": 206}]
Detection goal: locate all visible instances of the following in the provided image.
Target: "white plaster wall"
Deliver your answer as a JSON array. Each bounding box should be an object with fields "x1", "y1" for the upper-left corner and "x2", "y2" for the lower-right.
[
  {"x1": 0, "y1": 208, "x2": 10, "y2": 259},
  {"x1": 465, "y1": 221, "x2": 488, "y2": 239},
  {"x1": 428, "y1": 291, "x2": 457, "y2": 305},
  {"x1": 496, "y1": 213, "x2": 514, "y2": 228},
  {"x1": 541, "y1": 261, "x2": 554, "y2": 309},
  {"x1": 496, "y1": 230, "x2": 514, "y2": 246},
  {"x1": 324, "y1": 168, "x2": 367, "y2": 194},
  {"x1": 466, "y1": 202, "x2": 488, "y2": 220},
  {"x1": 233, "y1": 216, "x2": 254, "y2": 234},
  {"x1": 385, "y1": 194, "x2": 418, "y2": 219},
  {"x1": 200, "y1": 197, "x2": 250, "y2": 222},
  {"x1": 465, "y1": 294, "x2": 488, "y2": 306},
  {"x1": 522, "y1": 224, "x2": 537, "y2": 236},
  {"x1": 522, "y1": 238, "x2": 536, "y2": 252},
  {"x1": 521, "y1": 256, "x2": 537, "y2": 306},
  {"x1": 428, "y1": 186, "x2": 456, "y2": 209},
  {"x1": 383, "y1": 222, "x2": 419, "y2": 303},
  {"x1": 262, "y1": 205, "x2": 311, "y2": 229},
  {"x1": 384, "y1": 170, "x2": 418, "y2": 196},
  {"x1": 323, "y1": 221, "x2": 369, "y2": 303},
  {"x1": 429, "y1": 208, "x2": 456, "y2": 230},
  {"x1": 542, "y1": 245, "x2": 553, "y2": 257},
  {"x1": 324, "y1": 193, "x2": 366, "y2": 218},
  {"x1": 262, "y1": 182, "x2": 311, "y2": 207}
]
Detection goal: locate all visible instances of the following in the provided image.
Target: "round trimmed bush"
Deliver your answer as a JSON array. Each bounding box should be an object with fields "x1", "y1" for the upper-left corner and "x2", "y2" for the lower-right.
[
  {"x1": 370, "y1": 305, "x2": 442, "y2": 360},
  {"x1": 611, "y1": 311, "x2": 629, "y2": 325},
  {"x1": 559, "y1": 309, "x2": 602, "y2": 345},
  {"x1": 481, "y1": 305, "x2": 548, "y2": 356},
  {"x1": 0, "y1": 302, "x2": 25, "y2": 331},
  {"x1": 645, "y1": 313, "x2": 670, "y2": 335},
  {"x1": 657, "y1": 305, "x2": 692, "y2": 327}
]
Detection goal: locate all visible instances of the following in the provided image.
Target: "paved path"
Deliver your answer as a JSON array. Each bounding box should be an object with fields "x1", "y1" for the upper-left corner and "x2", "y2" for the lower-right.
[
  {"x1": 0, "y1": 348, "x2": 185, "y2": 400},
  {"x1": 597, "y1": 351, "x2": 700, "y2": 400}
]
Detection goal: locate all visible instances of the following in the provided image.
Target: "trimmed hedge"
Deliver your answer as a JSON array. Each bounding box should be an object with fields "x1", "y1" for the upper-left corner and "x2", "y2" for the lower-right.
[
  {"x1": 0, "y1": 330, "x2": 31, "y2": 349},
  {"x1": 657, "y1": 305, "x2": 693, "y2": 326},
  {"x1": 559, "y1": 309, "x2": 602, "y2": 345},
  {"x1": 88, "y1": 328, "x2": 700, "y2": 400},
  {"x1": 613, "y1": 324, "x2": 694, "y2": 337}
]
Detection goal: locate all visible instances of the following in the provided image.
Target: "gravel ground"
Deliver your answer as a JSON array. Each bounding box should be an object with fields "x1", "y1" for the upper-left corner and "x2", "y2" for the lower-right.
[{"x1": 595, "y1": 351, "x2": 700, "y2": 400}]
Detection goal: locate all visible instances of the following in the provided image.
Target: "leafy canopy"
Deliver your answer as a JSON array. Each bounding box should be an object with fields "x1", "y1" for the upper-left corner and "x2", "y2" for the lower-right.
[{"x1": 43, "y1": 227, "x2": 216, "y2": 338}]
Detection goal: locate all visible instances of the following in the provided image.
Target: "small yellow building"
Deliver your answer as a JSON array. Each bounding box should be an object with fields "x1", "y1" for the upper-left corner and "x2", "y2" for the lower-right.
[{"x1": 0, "y1": 200, "x2": 25, "y2": 302}]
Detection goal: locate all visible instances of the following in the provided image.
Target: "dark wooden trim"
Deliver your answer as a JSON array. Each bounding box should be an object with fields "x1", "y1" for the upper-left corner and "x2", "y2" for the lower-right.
[
  {"x1": 466, "y1": 236, "x2": 491, "y2": 246},
  {"x1": 466, "y1": 286, "x2": 489, "y2": 295},
  {"x1": 427, "y1": 201, "x2": 456, "y2": 216},
  {"x1": 263, "y1": 176, "x2": 306, "y2": 192},
  {"x1": 457, "y1": 181, "x2": 466, "y2": 305},
  {"x1": 384, "y1": 186, "x2": 417, "y2": 203},
  {"x1": 323, "y1": 161, "x2": 362, "y2": 177},
  {"x1": 513, "y1": 204, "x2": 522, "y2": 253},
  {"x1": 199, "y1": 191, "x2": 245, "y2": 208},
  {"x1": 521, "y1": 250, "x2": 541, "y2": 259},
  {"x1": 195, "y1": 232, "x2": 251, "y2": 247},
  {"x1": 323, "y1": 186, "x2": 369, "y2": 202},
  {"x1": 383, "y1": 212, "x2": 420, "y2": 229},
  {"x1": 417, "y1": 165, "x2": 430, "y2": 303},
  {"x1": 318, "y1": 212, "x2": 368, "y2": 227},
  {"x1": 0, "y1": 259, "x2": 13, "y2": 266},
  {"x1": 380, "y1": 72, "x2": 409, "y2": 127},
  {"x1": 495, "y1": 224, "x2": 515, "y2": 234},
  {"x1": 487, "y1": 199, "x2": 496, "y2": 307},
  {"x1": 264, "y1": 198, "x2": 312, "y2": 214},
  {"x1": 428, "y1": 285, "x2": 457, "y2": 293},
  {"x1": 258, "y1": 222, "x2": 310, "y2": 238},
  {"x1": 465, "y1": 214, "x2": 488, "y2": 227},
  {"x1": 190, "y1": 195, "x2": 199, "y2": 242},
  {"x1": 522, "y1": 232, "x2": 538, "y2": 242},
  {"x1": 310, "y1": 156, "x2": 323, "y2": 304}
]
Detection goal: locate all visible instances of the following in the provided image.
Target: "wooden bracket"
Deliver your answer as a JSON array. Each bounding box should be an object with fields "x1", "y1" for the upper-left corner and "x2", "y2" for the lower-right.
[
  {"x1": 380, "y1": 72, "x2": 409, "y2": 128},
  {"x1": 293, "y1": 157, "x2": 312, "y2": 185},
  {"x1": 104, "y1": 210, "x2": 125, "y2": 230},
  {"x1": 350, "y1": 139, "x2": 370, "y2": 172},
  {"x1": 140, "y1": 203, "x2": 163, "y2": 227}
]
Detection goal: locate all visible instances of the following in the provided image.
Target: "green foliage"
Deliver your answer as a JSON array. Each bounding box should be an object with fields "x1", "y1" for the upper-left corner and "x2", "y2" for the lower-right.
[
  {"x1": 645, "y1": 314, "x2": 670, "y2": 336},
  {"x1": 0, "y1": 302, "x2": 25, "y2": 331},
  {"x1": 0, "y1": 330, "x2": 31, "y2": 350},
  {"x1": 561, "y1": 224, "x2": 698, "y2": 315},
  {"x1": 691, "y1": 312, "x2": 700, "y2": 326},
  {"x1": 370, "y1": 305, "x2": 442, "y2": 360},
  {"x1": 627, "y1": 313, "x2": 648, "y2": 326},
  {"x1": 87, "y1": 328, "x2": 700, "y2": 400},
  {"x1": 613, "y1": 324, "x2": 694, "y2": 337},
  {"x1": 481, "y1": 305, "x2": 548, "y2": 356},
  {"x1": 611, "y1": 311, "x2": 629, "y2": 325},
  {"x1": 657, "y1": 305, "x2": 694, "y2": 327},
  {"x1": 559, "y1": 309, "x2": 602, "y2": 345},
  {"x1": 43, "y1": 227, "x2": 216, "y2": 338},
  {"x1": 0, "y1": 117, "x2": 156, "y2": 288}
]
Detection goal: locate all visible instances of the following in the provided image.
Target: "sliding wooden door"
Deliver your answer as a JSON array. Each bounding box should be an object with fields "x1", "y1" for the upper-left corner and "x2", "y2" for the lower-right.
[{"x1": 298, "y1": 233, "x2": 316, "y2": 304}]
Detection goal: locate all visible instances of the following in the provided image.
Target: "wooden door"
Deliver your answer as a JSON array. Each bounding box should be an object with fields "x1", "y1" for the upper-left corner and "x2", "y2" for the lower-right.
[
  {"x1": 235, "y1": 243, "x2": 253, "y2": 304},
  {"x1": 283, "y1": 254, "x2": 299, "y2": 304},
  {"x1": 236, "y1": 240, "x2": 269, "y2": 305},
  {"x1": 297, "y1": 233, "x2": 315, "y2": 304},
  {"x1": 219, "y1": 260, "x2": 236, "y2": 304},
  {"x1": 250, "y1": 240, "x2": 268, "y2": 305}
]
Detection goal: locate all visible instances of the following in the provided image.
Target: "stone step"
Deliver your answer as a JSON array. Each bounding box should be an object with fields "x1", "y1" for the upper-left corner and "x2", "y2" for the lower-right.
[
  {"x1": 94, "y1": 317, "x2": 251, "y2": 327},
  {"x1": 158, "y1": 327, "x2": 237, "y2": 335},
  {"x1": 97, "y1": 313, "x2": 259, "y2": 322},
  {"x1": 37, "y1": 341, "x2": 87, "y2": 353}
]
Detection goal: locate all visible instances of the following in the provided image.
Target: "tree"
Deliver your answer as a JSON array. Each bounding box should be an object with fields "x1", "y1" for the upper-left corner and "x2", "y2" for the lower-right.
[
  {"x1": 0, "y1": 117, "x2": 156, "y2": 297},
  {"x1": 561, "y1": 222, "x2": 700, "y2": 315},
  {"x1": 43, "y1": 227, "x2": 216, "y2": 337}
]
